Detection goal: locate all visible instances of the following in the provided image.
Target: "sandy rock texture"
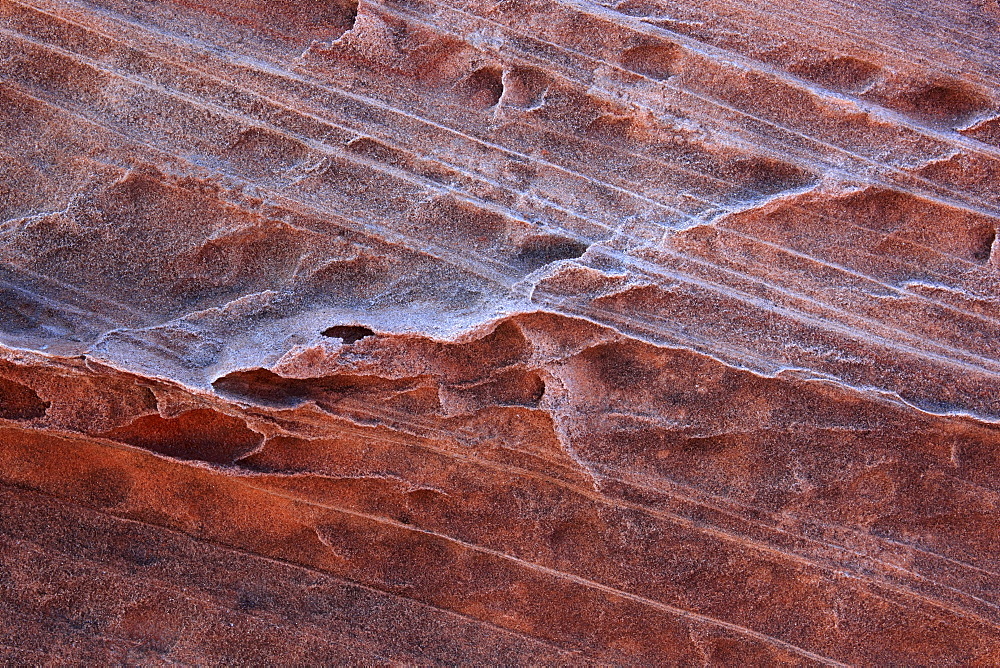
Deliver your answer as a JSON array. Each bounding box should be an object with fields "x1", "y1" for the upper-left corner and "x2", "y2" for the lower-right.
[{"x1": 2, "y1": 0, "x2": 1000, "y2": 663}]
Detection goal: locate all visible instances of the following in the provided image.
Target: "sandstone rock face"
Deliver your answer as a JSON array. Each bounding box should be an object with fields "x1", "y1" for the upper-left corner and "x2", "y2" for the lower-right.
[{"x1": 2, "y1": 0, "x2": 1000, "y2": 664}]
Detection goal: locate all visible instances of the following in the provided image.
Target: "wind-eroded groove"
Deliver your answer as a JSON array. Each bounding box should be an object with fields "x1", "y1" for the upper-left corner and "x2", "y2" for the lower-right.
[
  {"x1": 0, "y1": 29, "x2": 529, "y2": 286},
  {"x1": 0, "y1": 480, "x2": 580, "y2": 660},
  {"x1": 11, "y1": 0, "x2": 999, "y2": 299},
  {"x1": 209, "y1": 390, "x2": 1000, "y2": 633},
  {"x1": 494, "y1": 0, "x2": 1000, "y2": 156},
  {"x1": 361, "y1": 388, "x2": 1000, "y2": 625},
  {"x1": 589, "y1": 463, "x2": 1000, "y2": 624},
  {"x1": 30, "y1": 356, "x2": 1000, "y2": 644},
  {"x1": 244, "y1": 482, "x2": 850, "y2": 666},
  {"x1": 3, "y1": 78, "x2": 996, "y2": 430},
  {"x1": 1, "y1": 535, "x2": 395, "y2": 663},
  {"x1": 243, "y1": 441, "x2": 1000, "y2": 638},
  {"x1": 404, "y1": 0, "x2": 1000, "y2": 219},
  {"x1": 627, "y1": 0, "x2": 1000, "y2": 84},
  {"x1": 5, "y1": 22, "x2": 1000, "y2": 407},
  {"x1": 14, "y1": 0, "x2": 1000, "y2": 271},
  {"x1": 15, "y1": 0, "x2": 1000, "y2": 274},
  {"x1": 5, "y1": 361, "x2": 1000, "y2": 652}
]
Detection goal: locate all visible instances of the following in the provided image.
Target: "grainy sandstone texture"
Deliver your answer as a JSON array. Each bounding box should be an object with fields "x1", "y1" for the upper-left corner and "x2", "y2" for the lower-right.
[{"x1": 2, "y1": 0, "x2": 1000, "y2": 664}]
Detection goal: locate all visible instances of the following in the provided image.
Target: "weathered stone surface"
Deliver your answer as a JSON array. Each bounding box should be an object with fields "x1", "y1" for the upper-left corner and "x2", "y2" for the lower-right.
[{"x1": 1, "y1": 0, "x2": 1000, "y2": 663}]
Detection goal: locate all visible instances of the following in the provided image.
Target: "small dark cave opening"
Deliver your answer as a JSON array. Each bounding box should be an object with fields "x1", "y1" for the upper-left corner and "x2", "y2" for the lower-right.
[{"x1": 322, "y1": 325, "x2": 375, "y2": 343}]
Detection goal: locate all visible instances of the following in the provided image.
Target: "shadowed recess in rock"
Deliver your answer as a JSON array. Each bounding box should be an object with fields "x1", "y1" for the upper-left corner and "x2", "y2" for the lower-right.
[
  {"x1": 99, "y1": 409, "x2": 263, "y2": 465},
  {"x1": 0, "y1": 376, "x2": 49, "y2": 420},
  {"x1": 321, "y1": 325, "x2": 375, "y2": 343}
]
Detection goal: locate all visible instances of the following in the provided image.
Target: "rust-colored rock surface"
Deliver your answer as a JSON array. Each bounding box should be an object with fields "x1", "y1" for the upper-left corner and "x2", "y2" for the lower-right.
[{"x1": 2, "y1": 0, "x2": 1000, "y2": 664}]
